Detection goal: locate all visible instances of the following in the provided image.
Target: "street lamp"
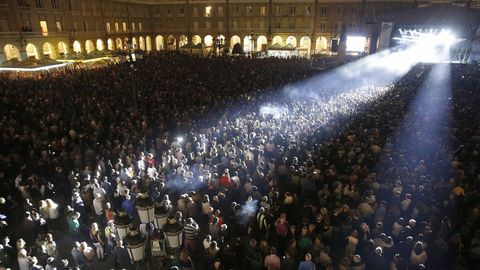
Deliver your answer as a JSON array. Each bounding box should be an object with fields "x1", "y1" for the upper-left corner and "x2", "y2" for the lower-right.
[
  {"x1": 249, "y1": 32, "x2": 256, "y2": 57},
  {"x1": 215, "y1": 33, "x2": 224, "y2": 56},
  {"x1": 163, "y1": 215, "x2": 183, "y2": 250},
  {"x1": 134, "y1": 192, "x2": 155, "y2": 224},
  {"x1": 154, "y1": 196, "x2": 171, "y2": 230},
  {"x1": 114, "y1": 209, "x2": 133, "y2": 240},
  {"x1": 124, "y1": 227, "x2": 147, "y2": 263}
]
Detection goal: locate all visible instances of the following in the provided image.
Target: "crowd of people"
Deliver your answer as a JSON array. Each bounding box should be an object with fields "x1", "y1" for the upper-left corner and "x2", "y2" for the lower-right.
[{"x1": 0, "y1": 52, "x2": 479, "y2": 270}]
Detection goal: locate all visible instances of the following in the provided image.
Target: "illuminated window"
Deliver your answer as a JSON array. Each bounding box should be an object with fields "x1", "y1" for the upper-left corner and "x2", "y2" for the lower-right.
[
  {"x1": 122, "y1": 22, "x2": 127, "y2": 32},
  {"x1": 131, "y1": 22, "x2": 135, "y2": 31},
  {"x1": 115, "y1": 22, "x2": 119, "y2": 32},
  {"x1": 106, "y1": 22, "x2": 110, "y2": 33},
  {"x1": 56, "y1": 21, "x2": 62, "y2": 31},
  {"x1": 139, "y1": 23, "x2": 142, "y2": 31},
  {"x1": 40, "y1": 20, "x2": 48, "y2": 36},
  {"x1": 205, "y1": 6, "x2": 212, "y2": 17},
  {"x1": 260, "y1": 6, "x2": 266, "y2": 16}
]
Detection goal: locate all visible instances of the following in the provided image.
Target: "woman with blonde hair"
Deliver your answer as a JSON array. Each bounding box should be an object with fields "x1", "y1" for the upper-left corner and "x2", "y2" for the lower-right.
[
  {"x1": 17, "y1": 248, "x2": 30, "y2": 270},
  {"x1": 90, "y1": 222, "x2": 105, "y2": 260},
  {"x1": 80, "y1": 242, "x2": 95, "y2": 265},
  {"x1": 45, "y1": 199, "x2": 59, "y2": 231}
]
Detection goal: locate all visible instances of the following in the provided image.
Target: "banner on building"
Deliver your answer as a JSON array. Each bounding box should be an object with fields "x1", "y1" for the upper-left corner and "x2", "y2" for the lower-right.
[{"x1": 378, "y1": 22, "x2": 395, "y2": 51}]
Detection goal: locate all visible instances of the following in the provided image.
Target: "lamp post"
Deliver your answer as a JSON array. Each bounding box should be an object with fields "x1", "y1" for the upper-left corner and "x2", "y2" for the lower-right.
[
  {"x1": 163, "y1": 215, "x2": 183, "y2": 255},
  {"x1": 215, "y1": 33, "x2": 224, "y2": 56},
  {"x1": 124, "y1": 226, "x2": 147, "y2": 269},
  {"x1": 249, "y1": 32, "x2": 256, "y2": 58},
  {"x1": 114, "y1": 209, "x2": 133, "y2": 240},
  {"x1": 134, "y1": 192, "x2": 155, "y2": 224}
]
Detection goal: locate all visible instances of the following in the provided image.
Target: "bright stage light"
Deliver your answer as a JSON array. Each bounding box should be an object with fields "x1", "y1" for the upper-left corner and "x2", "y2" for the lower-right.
[
  {"x1": 346, "y1": 36, "x2": 367, "y2": 52},
  {"x1": 0, "y1": 62, "x2": 70, "y2": 72}
]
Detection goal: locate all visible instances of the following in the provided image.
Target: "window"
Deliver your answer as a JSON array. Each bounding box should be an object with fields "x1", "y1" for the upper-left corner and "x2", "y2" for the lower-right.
[
  {"x1": 246, "y1": 6, "x2": 253, "y2": 14},
  {"x1": 305, "y1": 21, "x2": 310, "y2": 29},
  {"x1": 321, "y1": 6, "x2": 327, "y2": 15},
  {"x1": 275, "y1": 6, "x2": 281, "y2": 16},
  {"x1": 246, "y1": 20, "x2": 251, "y2": 29},
  {"x1": 39, "y1": 20, "x2": 48, "y2": 36},
  {"x1": 73, "y1": 21, "x2": 78, "y2": 32},
  {"x1": 167, "y1": 7, "x2": 171, "y2": 14},
  {"x1": 305, "y1": 6, "x2": 311, "y2": 16},
  {"x1": 335, "y1": 22, "x2": 341, "y2": 30},
  {"x1": 51, "y1": 0, "x2": 58, "y2": 9},
  {"x1": 351, "y1": 7, "x2": 358, "y2": 15},
  {"x1": 35, "y1": 0, "x2": 44, "y2": 8},
  {"x1": 0, "y1": 19, "x2": 9, "y2": 32},
  {"x1": 290, "y1": 5, "x2": 296, "y2": 15},
  {"x1": 336, "y1": 6, "x2": 343, "y2": 15},
  {"x1": 17, "y1": 0, "x2": 27, "y2": 6},
  {"x1": 179, "y1": 7, "x2": 184, "y2": 14},
  {"x1": 193, "y1": 21, "x2": 198, "y2": 29},
  {"x1": 206, "y1": 21, "x2": 211, "y2": 29},
  {"x1": 139, "y1": 23, "x2": 142, "y2": 31},
  {"x1": 115, "y1": 22, "x2": 119, "y2": 32},
  {"x1": 68, "y1": 0, "x2": 73, "y2": 10},
  {"x1": 218, "y1": 7, "x2": 223, "y2": 14},
  {"x1": 232, "y1": 20, "x2": 238, "y2": 29},
  {"x1": 131, "y1": 22, "x2": 135, "y2": 32},
  {"x1": 122, "y1": 22, "x2": 127, "y2": 32},
  {"x1": 56, "y1": 21, "x2": 62, "y2": 31},
  {"x1": 233, "y1": 6, "x2": 239, "y2": 14},
  {"x1": 349, "y1": 22, "x2": 356, "y2": 29},
  {"x1": 205, "y1": 6, "x2": 212, "y2": 17},
  {"x1": 193, "y1": 7, "x2": 198, "y2": 16},
  {"x1": 106, "y1": 22, "x2": 110, "y2": 32},
  {"x1": 289, "y1": 22, "x2": 295, "y2": 29},
  {"x1": 275, "y1": 21, "x2": 281, "y2": 29},
  {"x1": 320, "y1": 21, "x2": 326, "y2": 30},
  {"x1": 260, "y1": 6, "x2": 266, "y2": 16},
  {"x1": 218, "y1": 21, "x2": 223, "y2": 29},
  {"x1": 84, "y1": 21, "x2": 88, "y2": 31}
]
